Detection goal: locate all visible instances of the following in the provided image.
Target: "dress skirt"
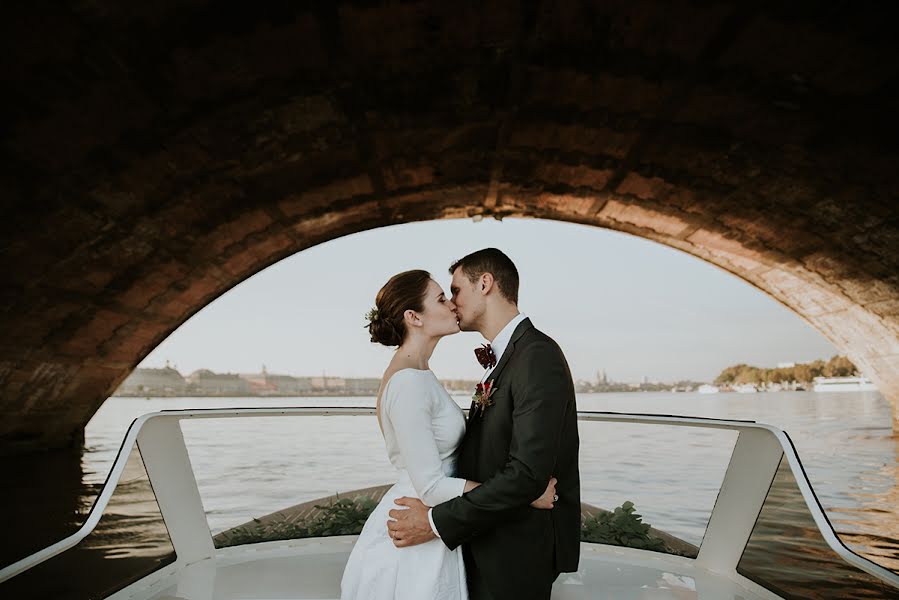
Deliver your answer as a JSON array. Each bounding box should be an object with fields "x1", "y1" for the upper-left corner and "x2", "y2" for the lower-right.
[{"x1": 340, "y1": 471, "x2": 468, "y2": 600}]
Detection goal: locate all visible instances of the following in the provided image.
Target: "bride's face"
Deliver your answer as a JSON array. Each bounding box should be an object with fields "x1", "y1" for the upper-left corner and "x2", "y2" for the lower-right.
[{"x1": 417, "y1": 279, "x2": 460, "y2": 338}]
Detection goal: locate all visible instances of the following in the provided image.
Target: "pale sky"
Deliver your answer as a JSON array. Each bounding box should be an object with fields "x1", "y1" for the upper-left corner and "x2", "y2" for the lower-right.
[{"x1": 139, "y1": 218, "x2": 837, "y2": 383}]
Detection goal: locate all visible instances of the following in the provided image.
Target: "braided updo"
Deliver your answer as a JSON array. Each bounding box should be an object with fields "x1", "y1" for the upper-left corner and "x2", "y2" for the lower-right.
[{"x1": 366, "y1": 269, "x2": 431, "y2": 347}]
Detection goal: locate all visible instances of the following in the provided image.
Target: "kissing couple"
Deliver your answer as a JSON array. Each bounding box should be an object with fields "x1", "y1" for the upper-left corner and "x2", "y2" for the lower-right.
[{"x1": 341, "y1": 248, "x2": 581, "y2": 600}]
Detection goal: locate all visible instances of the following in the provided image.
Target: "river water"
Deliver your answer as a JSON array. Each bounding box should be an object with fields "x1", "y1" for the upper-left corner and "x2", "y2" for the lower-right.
[{"x1": 82, "y1": 390, "x2": 899, "y2": 574}]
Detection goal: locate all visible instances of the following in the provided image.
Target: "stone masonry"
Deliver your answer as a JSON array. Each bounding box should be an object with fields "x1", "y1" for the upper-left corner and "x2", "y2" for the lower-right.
[{"x1": 1, "y1": 2, "x2": 898, "y2": 454}]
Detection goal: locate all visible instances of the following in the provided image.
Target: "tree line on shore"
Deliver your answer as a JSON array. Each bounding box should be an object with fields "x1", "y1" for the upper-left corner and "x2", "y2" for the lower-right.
[{"x1": 714, "y1": 355, "x2": 857, "y2": 386}]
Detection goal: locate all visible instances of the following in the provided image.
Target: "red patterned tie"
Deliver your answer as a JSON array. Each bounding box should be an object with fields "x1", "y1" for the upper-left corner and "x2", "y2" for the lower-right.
[{"x1": 474, "y1": 343, "x2": 496, "y2": 369}]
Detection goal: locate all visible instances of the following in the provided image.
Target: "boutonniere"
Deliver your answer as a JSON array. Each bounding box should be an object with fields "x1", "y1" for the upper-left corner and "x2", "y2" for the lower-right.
[{"x1": 472, "y1": 379, "x2": 497, "y2": 418}]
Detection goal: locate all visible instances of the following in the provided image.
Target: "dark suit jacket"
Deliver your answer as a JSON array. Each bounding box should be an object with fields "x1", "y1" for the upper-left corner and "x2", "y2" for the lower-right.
[{"x1": 432, "y1": 318, "x2": 581, "y2": 600}]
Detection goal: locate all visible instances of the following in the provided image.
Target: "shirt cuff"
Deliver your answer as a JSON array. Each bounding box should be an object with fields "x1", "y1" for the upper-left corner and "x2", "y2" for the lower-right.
[{"x1": 427, "y1": 508, "x2": 441, "y2": 538}]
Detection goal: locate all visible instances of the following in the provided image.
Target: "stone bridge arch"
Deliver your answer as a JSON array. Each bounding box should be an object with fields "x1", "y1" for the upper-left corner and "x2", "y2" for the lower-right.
[{"x1": 1, "y1": 2, "x2": 897, "y2": 454}]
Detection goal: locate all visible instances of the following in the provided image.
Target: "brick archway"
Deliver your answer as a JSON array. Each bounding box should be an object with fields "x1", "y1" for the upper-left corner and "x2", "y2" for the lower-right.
[{"x1": 2, "y1": 2, "x2": 897, "y2": 454}]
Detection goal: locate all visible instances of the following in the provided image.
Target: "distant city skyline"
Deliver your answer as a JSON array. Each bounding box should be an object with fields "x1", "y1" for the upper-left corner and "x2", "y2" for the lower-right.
[{"x1": 139, "y1": 218, "x2": 838, "y2": 383}]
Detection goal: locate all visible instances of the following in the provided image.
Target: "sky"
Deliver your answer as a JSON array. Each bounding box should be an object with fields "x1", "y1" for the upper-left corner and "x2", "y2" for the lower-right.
[{"x1": 139, "y1": 217, "x2": 838, "y2": 383}]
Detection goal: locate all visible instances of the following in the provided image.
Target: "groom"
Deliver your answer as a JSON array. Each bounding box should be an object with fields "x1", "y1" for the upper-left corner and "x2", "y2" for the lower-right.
[{"x1": 388, "y1": 248, "x2": 580, "y2": 600}]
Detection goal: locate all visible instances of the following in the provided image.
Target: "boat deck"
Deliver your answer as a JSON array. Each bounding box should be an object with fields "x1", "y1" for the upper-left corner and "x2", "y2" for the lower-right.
[{"x1": 123, "y1": 538, "x2": 772, "y2": 600}]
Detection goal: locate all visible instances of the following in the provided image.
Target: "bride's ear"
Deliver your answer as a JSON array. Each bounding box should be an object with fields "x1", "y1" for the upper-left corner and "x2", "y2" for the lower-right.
[{"x1": 403, "y1": 309, "x2": 423, "y2": 328}]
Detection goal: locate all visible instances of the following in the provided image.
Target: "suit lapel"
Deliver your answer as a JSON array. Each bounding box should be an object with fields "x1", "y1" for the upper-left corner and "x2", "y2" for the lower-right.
[
  {"x1": 482, "y1": 318, "x2": 533, "y2": 389},
  {"x1": 466, "y1": 397, "x2": 479, "y2": 424},
  {"x1": 466, "y1": 318, "x2": 533, "y2": 424}
]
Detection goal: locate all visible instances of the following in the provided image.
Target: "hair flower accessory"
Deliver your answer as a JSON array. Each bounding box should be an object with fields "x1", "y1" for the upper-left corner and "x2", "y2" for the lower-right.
[{"x1": 365, "y1": 307, "x2": 380, "y2": 323}]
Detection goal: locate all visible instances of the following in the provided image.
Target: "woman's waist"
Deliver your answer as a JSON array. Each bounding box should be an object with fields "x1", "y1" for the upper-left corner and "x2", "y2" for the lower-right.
[{"x1": 394, "y1": 462, "x2": 457, "y2": 483}]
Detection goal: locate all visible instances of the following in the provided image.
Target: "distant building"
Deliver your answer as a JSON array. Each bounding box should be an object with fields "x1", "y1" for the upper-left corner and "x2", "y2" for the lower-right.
[
  {"x1": 187, "y1": 369, "x2": 252, "y2": 395},
  {"x1": 240, "y1": 366, "x2": 316, "y2": 395},
  {"x1": 116, "y1": 366, "x2": 187, "y2": 396},
  {"x1": 344, "y1": 378, "x2": 381, "y2": 395},
  {"x1": 268, "y1": 375, "x2": 316, "y2": 394},
  {"x1": 310, "y1": 376, "x2": 346, "y2": 391},
  {"x1": 113, "y1": 367, "x2": 424, "y2": 397},
  {"x1": 777, "y1": 362, "x2": 796, "y2": 369}
]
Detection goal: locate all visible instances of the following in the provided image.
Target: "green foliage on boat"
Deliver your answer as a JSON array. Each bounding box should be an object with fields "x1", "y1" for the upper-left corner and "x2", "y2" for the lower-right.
[
  {"x1": 581, "y1": 501, "x2": 667, "y2": 552},
  {"x1": 217, "y1": 497, "x2": 680, "y2": 557},
  {"x1": 217, "y1": 495, "x2": 377, "y2": 547}
]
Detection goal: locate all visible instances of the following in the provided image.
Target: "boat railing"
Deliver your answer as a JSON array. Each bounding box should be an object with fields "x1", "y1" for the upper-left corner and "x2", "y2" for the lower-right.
[{"x1": 1, "y1": 408, "x2": 898, "y2": 600}]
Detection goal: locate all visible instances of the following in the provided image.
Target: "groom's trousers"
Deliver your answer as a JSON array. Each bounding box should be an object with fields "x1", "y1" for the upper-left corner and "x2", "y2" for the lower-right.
[
  {"x1": 462, "y1": 544, "x2": 560, "y2": 600},
  {"x1": 462, "y1": 544, "x2": 495, "y2": 600}
]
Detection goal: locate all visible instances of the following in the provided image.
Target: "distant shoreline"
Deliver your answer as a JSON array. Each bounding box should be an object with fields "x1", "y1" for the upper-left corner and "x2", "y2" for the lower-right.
[{"x1": 110, "y1": 391, "x2": 474, "y2": 398}]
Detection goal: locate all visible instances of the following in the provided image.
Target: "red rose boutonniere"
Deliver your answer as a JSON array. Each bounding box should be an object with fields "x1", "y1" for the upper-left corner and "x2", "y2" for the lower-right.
[{"x1": 472, "y1": 379, "x2": 497, "y2": 418}]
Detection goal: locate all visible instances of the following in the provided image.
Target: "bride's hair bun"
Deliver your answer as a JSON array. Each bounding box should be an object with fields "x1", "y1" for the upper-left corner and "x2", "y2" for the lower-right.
[
  {"x1": 367, "y1": 314, "x2": 402, "y2": 347},
  {"x1": 367, "y1": 270, "x2": 431, "y2": 347}
]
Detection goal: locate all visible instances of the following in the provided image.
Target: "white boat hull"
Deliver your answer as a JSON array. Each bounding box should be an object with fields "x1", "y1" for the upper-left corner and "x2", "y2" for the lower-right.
[
  {"x1": 110, "y1": 537, "x2": 777, "y2": 600},
  {"x1": 5, "y1": 408, "x2": 898, "y2": 600},
  {"x1": 813, "y1": 377, "x2": 878, "y2": 392}
]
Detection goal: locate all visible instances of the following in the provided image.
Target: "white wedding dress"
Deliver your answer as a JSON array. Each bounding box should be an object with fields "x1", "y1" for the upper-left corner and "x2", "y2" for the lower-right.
[{"x1": 340, "y1": 368, "x2": 469, "y2": 600}]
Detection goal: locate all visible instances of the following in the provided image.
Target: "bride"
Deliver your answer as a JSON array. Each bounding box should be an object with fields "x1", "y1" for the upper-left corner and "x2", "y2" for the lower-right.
[{"x1": 340, "y1": 269, "x2": 557, "y2": 600}]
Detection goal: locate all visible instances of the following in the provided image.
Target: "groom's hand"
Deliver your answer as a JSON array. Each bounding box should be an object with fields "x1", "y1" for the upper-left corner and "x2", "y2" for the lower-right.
[{"x1": 387, "y1": 497, "x2": 436, "y2": 547}]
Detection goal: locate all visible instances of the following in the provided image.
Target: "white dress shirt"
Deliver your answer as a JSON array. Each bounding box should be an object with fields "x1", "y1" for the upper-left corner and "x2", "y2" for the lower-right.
[
  {"x1": 481, "y1": 312, "x2": 527, "y2": 382},
  {"x1": 427, "y1": 312, "x2": 527, "y2": 538}
]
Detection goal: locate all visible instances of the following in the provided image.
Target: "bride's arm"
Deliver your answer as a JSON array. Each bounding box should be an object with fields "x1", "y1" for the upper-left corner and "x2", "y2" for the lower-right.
[
  {"x1": 385, "y1": 373, "x2": 470, "y2": 506},
  {"x1": 386, "y1": 374, "x2": 557, "y2": 509}
]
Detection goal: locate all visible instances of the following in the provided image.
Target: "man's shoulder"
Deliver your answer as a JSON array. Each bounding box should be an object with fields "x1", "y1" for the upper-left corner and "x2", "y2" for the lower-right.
[
  {"x1": 516, "y1": 325, "x2": 563, "y2": 357},
  {"x1": 508, "y1": 327, "x2": 572, "y2": 388},
  {"x1": 518, "y1": 321, "x2": 556, "y2": 344}
]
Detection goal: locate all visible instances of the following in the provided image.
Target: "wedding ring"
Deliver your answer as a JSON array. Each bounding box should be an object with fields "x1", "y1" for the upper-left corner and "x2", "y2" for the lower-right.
[{"x1": 553, "y1": 494, "x2": 559, "y2": 502}]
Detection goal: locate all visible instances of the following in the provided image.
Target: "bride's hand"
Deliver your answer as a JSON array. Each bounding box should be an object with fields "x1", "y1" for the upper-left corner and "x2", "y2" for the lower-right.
[{"x1": 530, "y1": 477, "x2": 557, "y2": 509}]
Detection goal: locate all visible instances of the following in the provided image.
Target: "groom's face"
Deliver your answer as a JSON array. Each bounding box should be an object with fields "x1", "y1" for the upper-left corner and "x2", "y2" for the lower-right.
[{"x1": 449, "y1": 267, "x2": 483, "y2": 332}]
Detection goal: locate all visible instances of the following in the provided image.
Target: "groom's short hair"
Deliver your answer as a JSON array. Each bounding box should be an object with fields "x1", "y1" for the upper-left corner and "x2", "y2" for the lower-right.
[{"x1": 449, "y1": 248, "x2": 519, "y2": 305}]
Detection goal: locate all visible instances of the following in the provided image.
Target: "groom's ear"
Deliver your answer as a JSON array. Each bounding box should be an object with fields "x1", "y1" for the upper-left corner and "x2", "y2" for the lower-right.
[{"x1": 480, "y1": 272, "x2": 495, "y2": 295}]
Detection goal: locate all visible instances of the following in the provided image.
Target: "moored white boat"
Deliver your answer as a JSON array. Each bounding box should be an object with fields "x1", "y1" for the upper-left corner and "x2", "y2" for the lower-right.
[
  {"x1": 1, "y1": 408, "x2": 897, "y2": 599},
  {"x1": 813, "y1": 376, "x2": 878, "y2": 393}
]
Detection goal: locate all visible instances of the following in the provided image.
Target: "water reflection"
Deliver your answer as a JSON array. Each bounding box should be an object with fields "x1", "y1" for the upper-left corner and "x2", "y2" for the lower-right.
[
  {"x1": 0, "y1": 446, "x2": 175, "y2": 599},
  {"x1": 738, "y1": 457, "x2": 898, "y2": 599},
  {"x1": 81, "y1": 446, "x2": 174, "y2": 560},
  {"x1": 0, "y1": 449, "x2": 94, "y2": 568},
  {"x1": 830, "y1": 428, "x2": 899, "y2": 573}
]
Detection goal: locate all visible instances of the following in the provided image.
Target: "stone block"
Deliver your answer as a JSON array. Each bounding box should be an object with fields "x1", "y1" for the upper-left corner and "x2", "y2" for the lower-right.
[
  {"x1": 536, "y1": 193, "x2": 595, "y2": 217},
  {"x1": 383, "y1": 163, "x2": 435, "y2": 191},
  {"x1": 687, "y1": 229, "x2": 769, "y2": 272},
  {"x1": 599, "y1": 198, "x2": 692, "y2": 238},
  {"x1": 533, "y1": 162, "x2": 614, "y2": 190},
  {"x1": 279, "y1": 175, "x2": 374, "y2": 218},
  {"x1": 59, "y1": 309, "x2": 132, "y2": 357},
  {"x1": 508, "y1": 122, "x2": 639, "y2": 159}
]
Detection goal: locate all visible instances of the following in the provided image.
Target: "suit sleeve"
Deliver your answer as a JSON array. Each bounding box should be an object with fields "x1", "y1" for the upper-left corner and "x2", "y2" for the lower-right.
[{"x1": 431, "y1": 339, "x2": 570, "y2": 549}]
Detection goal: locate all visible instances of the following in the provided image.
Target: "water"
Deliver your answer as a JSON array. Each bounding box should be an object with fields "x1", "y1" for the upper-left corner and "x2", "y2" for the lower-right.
[{"x1": 82, "y1": 390, "x2": 899, "y2": 573}]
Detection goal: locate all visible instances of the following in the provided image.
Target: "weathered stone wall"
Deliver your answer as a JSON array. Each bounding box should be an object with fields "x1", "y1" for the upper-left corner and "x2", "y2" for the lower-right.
[{"x1": 1, "y1": 2, "x2": 897, "y2": 454}]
